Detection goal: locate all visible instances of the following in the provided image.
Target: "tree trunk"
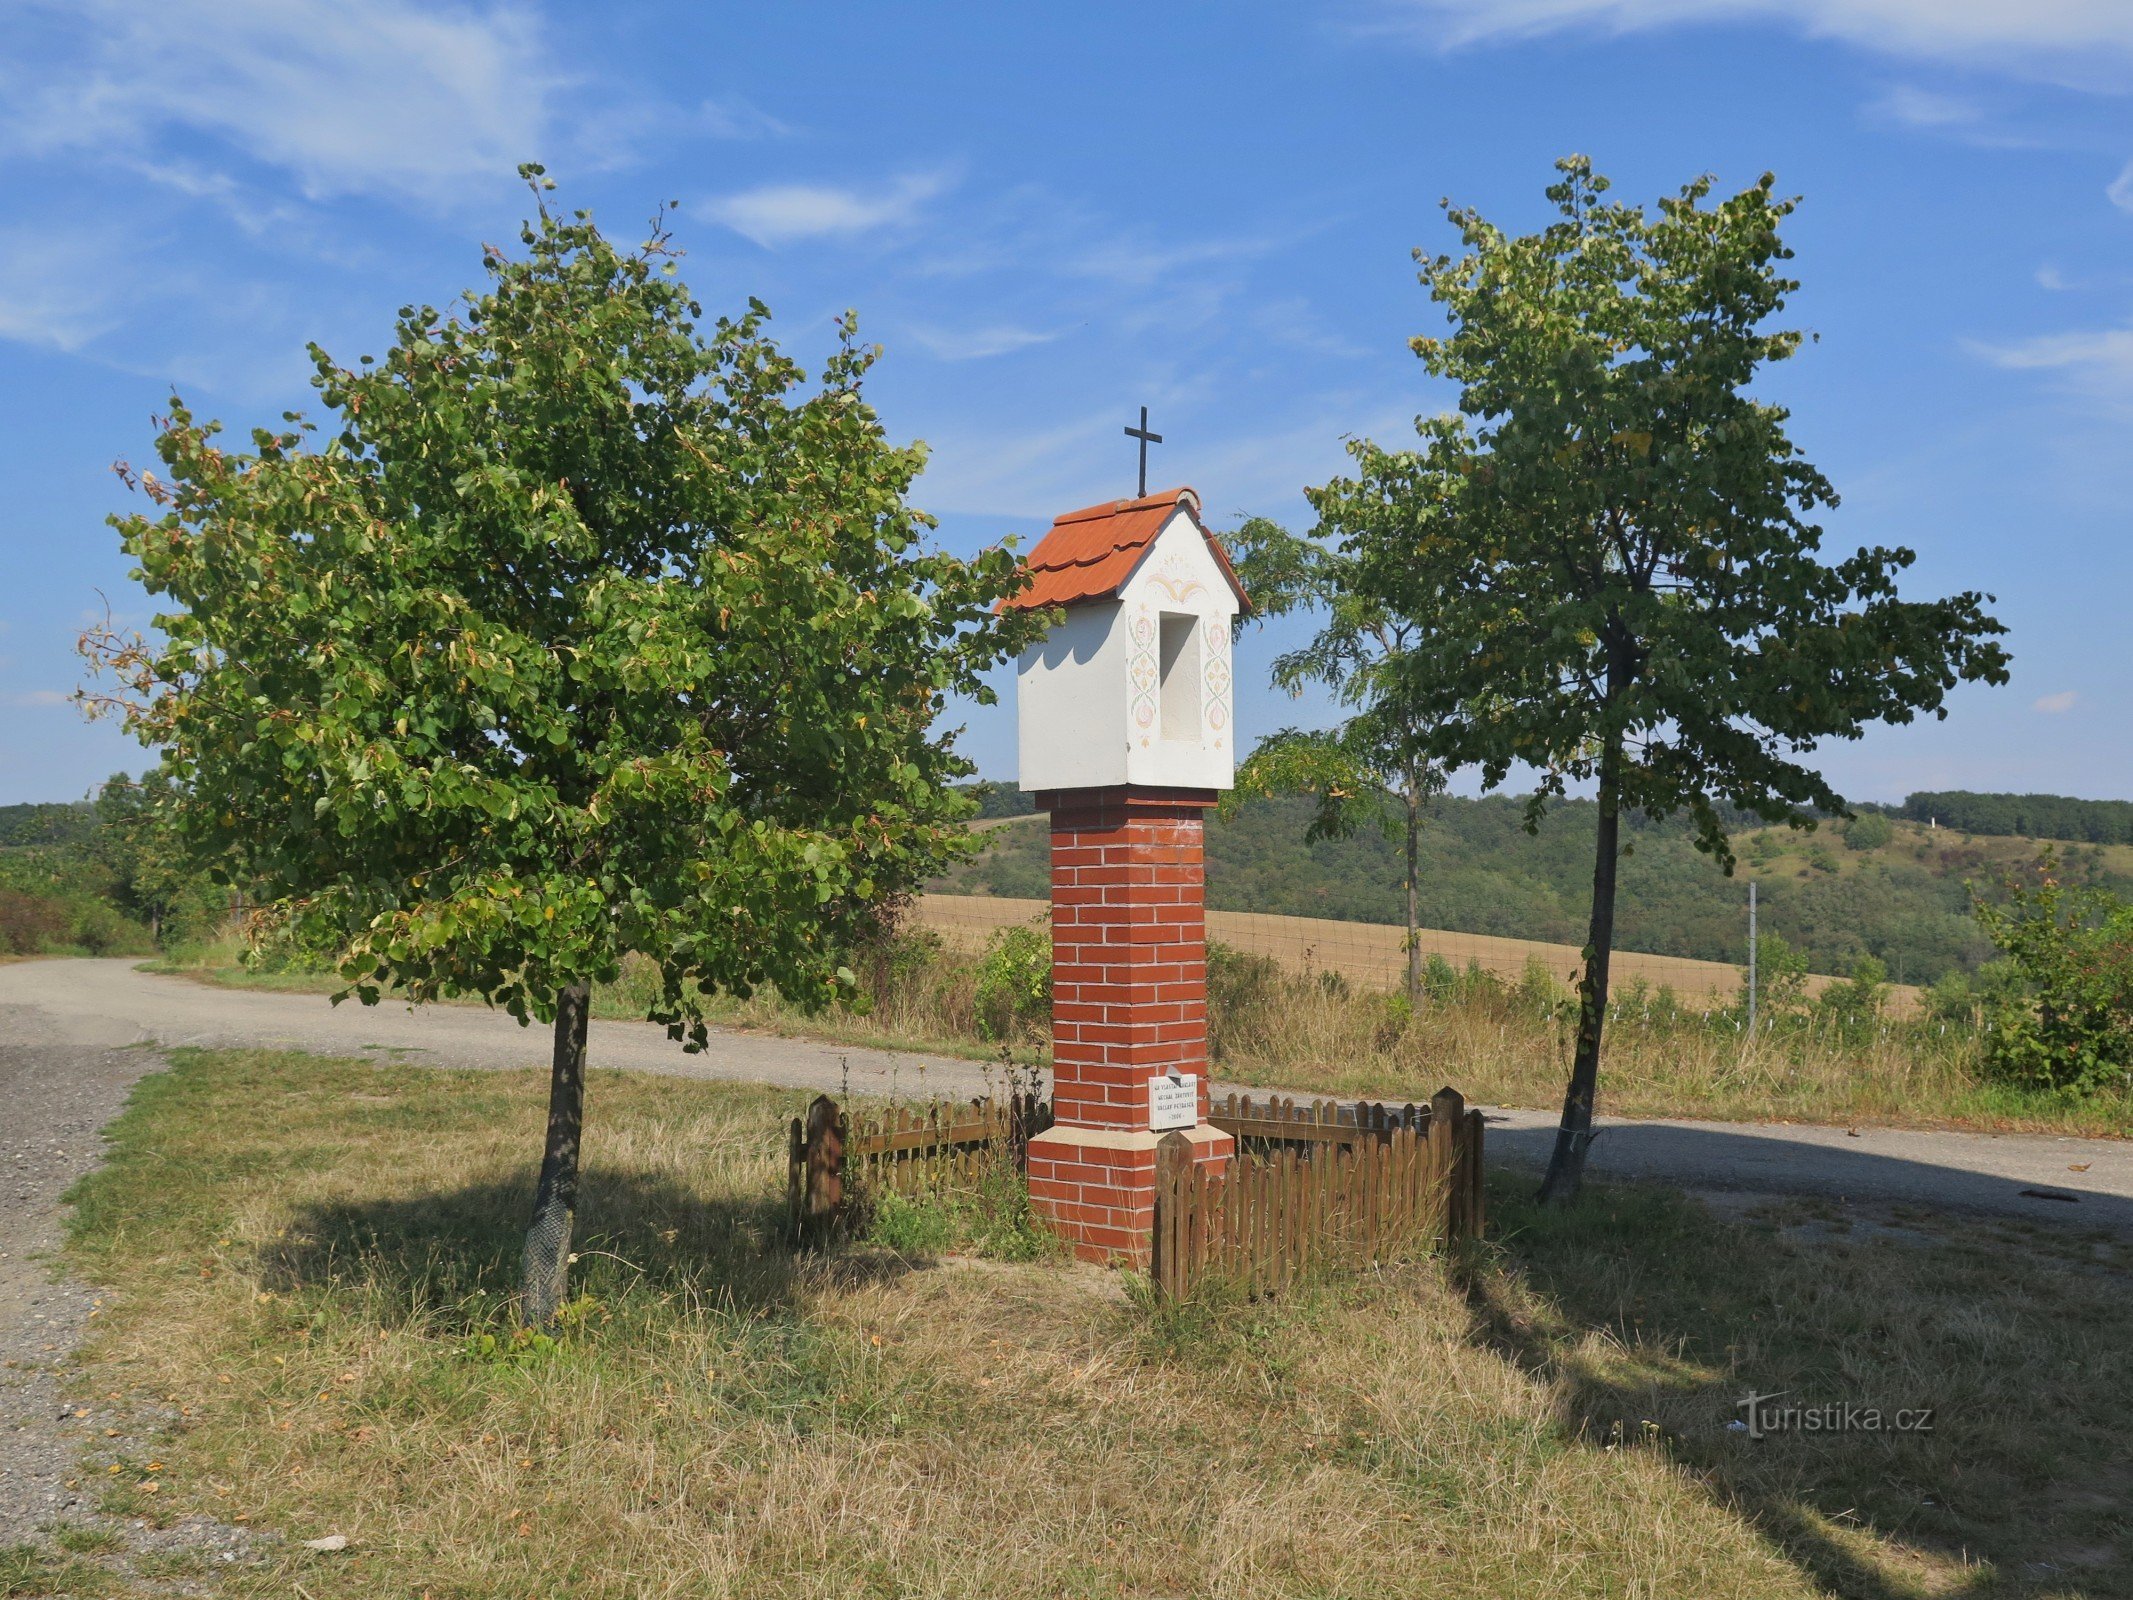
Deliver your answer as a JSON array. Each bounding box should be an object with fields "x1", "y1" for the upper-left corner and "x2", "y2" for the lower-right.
[
  {"x1": 1537, "y1": 735, "x2": 1623, "y2": 1206},
  {"x1": 521, "y1": 979, "x2": 591, "y2": 1326},
  {"x1": 1404, "y1": 782, "x2": 1423, "y2": 1006}
]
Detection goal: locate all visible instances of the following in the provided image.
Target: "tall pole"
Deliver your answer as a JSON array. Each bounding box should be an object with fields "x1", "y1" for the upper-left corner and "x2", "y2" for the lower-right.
[{"x1": 1746, "y1": 880, "x2": 1758, "y2": 1038}]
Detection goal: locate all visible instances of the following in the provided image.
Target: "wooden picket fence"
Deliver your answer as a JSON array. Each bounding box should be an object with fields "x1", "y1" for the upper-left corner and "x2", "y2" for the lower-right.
[
  {"x1": 784, "y1": 1083, "x2": 1485, "y2": 1301},
  {"x1": 1153, "y1": 1085, "x2": 1484, "y2": 1301},
  {"x1": 786, "y1": 1091, "x2": 1051, "y2": 1244}
]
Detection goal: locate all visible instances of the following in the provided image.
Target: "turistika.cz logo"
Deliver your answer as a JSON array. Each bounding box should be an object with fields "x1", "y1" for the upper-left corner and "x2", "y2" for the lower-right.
[{"x1": 1732, "y1": 1392, "x2": 1935, "y2": 1441}]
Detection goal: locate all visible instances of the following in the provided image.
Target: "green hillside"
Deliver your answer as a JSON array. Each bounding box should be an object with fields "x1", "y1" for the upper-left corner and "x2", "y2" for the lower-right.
[{"x1": 931, "y1": 794, "x2": 2129, "y2": 985}]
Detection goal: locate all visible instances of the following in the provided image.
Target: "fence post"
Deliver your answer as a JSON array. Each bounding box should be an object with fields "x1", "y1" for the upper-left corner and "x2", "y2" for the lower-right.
[
  {"x1": 1429, "y1": 1085, "x2": 1464, "y2": 1241},
  {"x1": 1153, "y1": 1129, "x2": 1194, "y2": 1301},
  {"x1": 799, "y1": 1094, "x2": 845, "y2": 1245},
  {"x1": 1464, "y1": 1108, "x2": 1486, "y2": 1242}
]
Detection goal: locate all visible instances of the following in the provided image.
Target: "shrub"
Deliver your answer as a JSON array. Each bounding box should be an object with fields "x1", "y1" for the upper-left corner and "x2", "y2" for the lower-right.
[
  {"x1": 1844, "y1": 812, "x2": 1894, "y2": 852},
  {"x1": 1815, "y1": 956, "x2": 1889, "y2": 1037},
  {"x1": 974, "y1": 921, "x2": 1051, "y2": 1043},
  {"x1": 1743, "y1": 930, "x2": 1811, "y2": 1023},
  {"x1": 69, "y1": 897, "x2": 147, "y2": 956},
  {"x1": 0, "y1": 888, "x2": 68, "y2": 954},
  {"x1": 1973, "y1": 857, "x2": 2133, "y2": 1096}
]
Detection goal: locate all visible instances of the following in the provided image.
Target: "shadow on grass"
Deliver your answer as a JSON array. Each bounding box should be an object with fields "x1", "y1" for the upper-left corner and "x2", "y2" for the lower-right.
[
  {"x1": 256, "y1": 1167, "x2": 914, "y2": 1329},
  {"x1": 1461, "y1": 1175, "x2": 2131, "y2": 1600}
]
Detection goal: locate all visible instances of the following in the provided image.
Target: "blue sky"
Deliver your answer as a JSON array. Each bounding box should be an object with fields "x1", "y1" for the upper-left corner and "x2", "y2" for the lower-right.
[{"x1": 1, "y1": 0, "x2": 2129, "y2": 806}]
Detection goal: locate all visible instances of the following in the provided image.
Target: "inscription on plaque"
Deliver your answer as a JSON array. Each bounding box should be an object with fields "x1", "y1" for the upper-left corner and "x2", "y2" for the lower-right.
[{"x1": 1149, "y1": 1073, "x2": 1198, "y2": 1132}]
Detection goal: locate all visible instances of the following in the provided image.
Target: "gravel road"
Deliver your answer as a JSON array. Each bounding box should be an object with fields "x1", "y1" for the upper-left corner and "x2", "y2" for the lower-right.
[{"x1": 0, "y1": 985, "x2": 257, "y2": 1580}]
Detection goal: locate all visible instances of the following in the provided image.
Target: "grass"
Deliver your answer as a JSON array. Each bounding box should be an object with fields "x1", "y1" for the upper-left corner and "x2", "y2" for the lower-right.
[
  {"x1": 148, "y1": 929, "x2": 2133, "y2": 1139},
  {"x1": 45, "y1": 1046, "x2": 2133, "y2": 1597}
]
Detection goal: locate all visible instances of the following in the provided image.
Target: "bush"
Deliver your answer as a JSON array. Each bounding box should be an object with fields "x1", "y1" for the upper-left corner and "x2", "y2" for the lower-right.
[
  {"x1": 1844, "y1": 813, "x2": 1894, "y2": 852},
  {"x1": 1815, "y1": 956, "x2": 1889, "y2": 1037},
  {"x1": 69, "y1": 897, "x2": 146, "y2": 956},
  {"x1": 1973, "y1": 857, "x2": 2133, "y2": 1096},
  {"x1": 973, "y1": 921, "x2": 1051, "y2": 1043},
  {"x1": 1740, "y1": 928, "x2": 1811, "y2": 1026},
  {"x1": 0, "y1": 888, "x2": 69, "y2": 954}
]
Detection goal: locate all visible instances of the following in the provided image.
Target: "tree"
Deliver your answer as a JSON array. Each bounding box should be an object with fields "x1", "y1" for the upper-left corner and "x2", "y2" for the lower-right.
[
  {"x1": 83, "y1": 168, "x2": 1044, "y2": 1320},
  {"x1": 1328, "y1": 157, "x2": 2009, "y2": 1202},
  {"x1": 1227, "y1": 516, "x2": 1448, "y2": 1002},
  {"x1": 87, "y1": 767, "x2": 220, "y2": 945}
]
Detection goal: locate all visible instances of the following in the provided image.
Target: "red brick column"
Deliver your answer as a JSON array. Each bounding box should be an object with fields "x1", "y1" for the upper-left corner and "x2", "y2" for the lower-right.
[{"x1": 1024, "y1": 785, "x2": 1234, "y2": 1264}]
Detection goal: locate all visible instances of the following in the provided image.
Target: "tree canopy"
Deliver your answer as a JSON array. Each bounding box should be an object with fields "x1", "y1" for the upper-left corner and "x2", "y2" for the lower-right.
[
  {"x1": 86, "y1": 167, "x2": 1045, "y2": 1315},
  {"x1": 1314, "y1": 157, "x2": 2010, "y2": 1200}
]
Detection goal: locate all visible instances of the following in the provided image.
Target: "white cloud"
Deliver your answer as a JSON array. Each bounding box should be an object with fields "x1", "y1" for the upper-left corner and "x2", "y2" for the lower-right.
[
  {"x1": 4, "y1": 0, "x2": 558, "y2": 205},
  {"x1": 1, "y1": 689, "x2": 72, "y2": 709},
  {"x1": 1973, "y1": 326, "x2": 2133, "y2": 373},
  {"x1": 1970, "y1": 325, "x2": 2133, "y2": 414},
  {"x1": 2036, "y1": 264, "x2": 2074, "y2": 291},
  {"x1": 1372, "y1": 0, "x2": 2133, "y2": 82},
  {"x1": 699, "y1": 170, "x2": 956, "y2": 248},
  {"x1": 0, "y1": 224, "x2": 125, "y2": 351},
  {"x1": 697, "y1": 96, "x2": 793, "y2": 142},
  {"x1": 2035, "y1": 690, "x2": 2079, "y2": 713},
  {"x1": 903, "y1": 322, "x2": 1061, "y2": 361},
  {"x1": 1869, "y1": 84, "x2": 1982, "y2": 127},
  {"x1": 2110, "y1": 159, "x2": 2133, "y2": 212}
]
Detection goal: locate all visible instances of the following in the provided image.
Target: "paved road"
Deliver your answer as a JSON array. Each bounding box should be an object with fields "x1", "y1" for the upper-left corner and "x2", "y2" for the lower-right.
[{"x1": 5, "y1": 958, "x2": 2131, "y2": 1231}]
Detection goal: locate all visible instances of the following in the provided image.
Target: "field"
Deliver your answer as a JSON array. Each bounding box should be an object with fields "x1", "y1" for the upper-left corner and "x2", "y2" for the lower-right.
[
  {"x1": 914, "y1": 891, "x2": 1907, "y2": 1008},
  {"x1": 931, "y1": 796, "x2": 2132, "y2": 989},
  {"x1": 13, "y1": 1047, "x2": 2129, "y2": 1598}
]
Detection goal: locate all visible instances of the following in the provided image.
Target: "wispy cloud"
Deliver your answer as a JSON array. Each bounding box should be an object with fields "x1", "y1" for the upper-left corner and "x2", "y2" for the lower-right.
[
  {"x1": 1973, "y1": 326, "x2": 2133, "y2": 373},
  {"x1": 1969, "y1": 325, "x2": 2133, "y2": 413},
  {"x1": 2110, "y1": 158, "x2": 2133, "y2": 213},
  {"x1": 1368, "y1": 0, "x2": 2133, "y2": 84},
  {"x1": 697, "y1": 95, "x2": 793, "y2": 142},
  {"x1": 903, "y1": 322, "x2": 1062, "y2": 361},
  {"x1": 2035, "y1": 690, "x2": 2079, "y2": 713},
  {"x1": 4, "y1": 0, "x2": 560, "y2": 206},
  {"x1": 0, "y1": 223, "x2": 126, "y2": 351},
  {"x1": 2036, "y1": 264, "x2": 2075, "y2": 291},
  {"x1": 1869, "y1": 84, "x2": 1983, "y2": 128},
  {"x1": 1, "y1": 689, "x2": 72, "y2": 709},
  {"x1": 699, "y1": 169, "x2": 957, "y2": 248}
]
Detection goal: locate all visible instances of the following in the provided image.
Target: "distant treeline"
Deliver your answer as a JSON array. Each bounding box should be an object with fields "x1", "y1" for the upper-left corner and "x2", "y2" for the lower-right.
[
  {"x1": 1896, "y1": 791, "x2": 2133, "y2": 845},
  {"x1": 0, "y1": 800, "x2": 92, "y2": 848}
]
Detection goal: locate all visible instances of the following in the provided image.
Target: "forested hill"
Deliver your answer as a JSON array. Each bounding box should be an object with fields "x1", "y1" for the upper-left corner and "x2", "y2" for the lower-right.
[
  {"x1": 1894, "y1": 791, "x2": 2133, "y2": 845},
  {"x1": 933, "y1": 792, "x2": 2133, "y2": 986},
  {"x1": 0, "y1": 800, "x2": 92, "y2": 848}
]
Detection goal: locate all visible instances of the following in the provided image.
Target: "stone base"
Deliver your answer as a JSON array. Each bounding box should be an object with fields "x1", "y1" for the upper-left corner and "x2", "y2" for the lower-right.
[{"x1": 1025, "y1": 1123, "x2": 1234, "y2": 1266}]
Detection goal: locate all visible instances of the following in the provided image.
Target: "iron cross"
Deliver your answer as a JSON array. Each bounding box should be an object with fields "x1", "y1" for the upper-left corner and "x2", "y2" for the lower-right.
[{"x1": 1123, "y1": 406, "x2": 1163, "y2": 498}]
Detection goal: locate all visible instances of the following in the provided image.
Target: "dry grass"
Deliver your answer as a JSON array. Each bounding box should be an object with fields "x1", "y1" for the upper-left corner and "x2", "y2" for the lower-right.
[
  {"x1": 145, "y1": 932, "x2": 2133, "y2": 1138},
  {"x1": 143, "y1": 926, "x2": 2133, "y2": 1138},
  {"x1": 1205, "y1": 969, "x2": 2133, "y2": 1137},
  {"x1": 41, "y1": 1049, "x2": 2133, "y2": 1598}
]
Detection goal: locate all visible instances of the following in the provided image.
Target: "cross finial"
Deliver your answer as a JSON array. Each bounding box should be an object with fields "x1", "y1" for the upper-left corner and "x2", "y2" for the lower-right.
[{"x1": 1123, "y1": 405, "x2": 1163, "y2": 499}]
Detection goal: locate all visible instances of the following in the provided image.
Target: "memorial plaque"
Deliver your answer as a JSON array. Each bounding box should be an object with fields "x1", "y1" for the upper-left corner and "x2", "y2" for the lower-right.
[{"x1": 1149, "y1": 1073, "x2": 1198, "y2": 1132}]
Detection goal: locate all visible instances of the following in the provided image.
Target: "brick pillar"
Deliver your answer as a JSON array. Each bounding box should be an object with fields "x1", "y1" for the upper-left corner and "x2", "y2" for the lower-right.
[{"x1": 1024, "y1": 785, "x2": 1234, "y2": 1264}]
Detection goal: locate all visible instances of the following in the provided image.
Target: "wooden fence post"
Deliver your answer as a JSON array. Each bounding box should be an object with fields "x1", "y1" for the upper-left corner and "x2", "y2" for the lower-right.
[
  {"x1": 1153, "y1": 1130, "x2": 1194, "y2": 1302},
  {"x1": 1463, "y1": 1108, "x2": 1485, "y2": 1241},
  {"x1": 1429, "y1": 1085, "x2": 1465, "y2": 1241},
  {"x1": 798, "y1": 1093, "x2": 845, "y2": 1246},
  {"x1": 786, "y1": 1114, "x2": 806, "y2": 1244}
]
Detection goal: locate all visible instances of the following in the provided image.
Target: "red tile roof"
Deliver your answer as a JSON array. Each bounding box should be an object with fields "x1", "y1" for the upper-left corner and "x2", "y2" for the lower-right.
[{"x1": 1000, "y1": 487, "x2": 1249, "y2": 613}]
